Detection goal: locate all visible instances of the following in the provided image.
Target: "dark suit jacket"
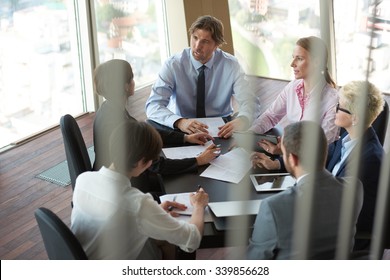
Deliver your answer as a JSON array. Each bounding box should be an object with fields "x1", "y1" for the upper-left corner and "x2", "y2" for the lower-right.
[
  {"x1": 247, "y1": 170, "x2": 363, "y2": 259},
  {"x1": 93, "y1": 100, "x2": 198, "y2": 193},
  {"x1": 326, "y1": 126, "x2": 384, "y2": 235}
]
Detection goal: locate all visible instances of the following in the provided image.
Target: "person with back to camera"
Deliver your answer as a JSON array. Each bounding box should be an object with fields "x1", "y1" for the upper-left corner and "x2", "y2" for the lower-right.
[
  {"x1": 93, "y1": 59, "x2": 220, "y2": 194},
  {"x1": 145, "y1": 15, "x2": 258, "y2": 139},
  {"x1": 249, "y1": 36, "x2": 339, "y2": 160},
  {"x1": 71, "y1": 120, "x2": 209, "y2": 259},
  {"x1": 326, "y1": 80, "x2": 385, "y2": 251},
  {"x1": 247, "y1": 121, "x2": 363, "y2": 260}
]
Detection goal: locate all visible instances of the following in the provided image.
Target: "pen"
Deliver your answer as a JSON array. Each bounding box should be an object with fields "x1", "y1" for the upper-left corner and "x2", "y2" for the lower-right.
[
  {"x1": 168, "y1": 195, "x2": 176, "y2": 211},
  {"x1": 196, "y1": 185, "x2": 202, "y2": 193}
]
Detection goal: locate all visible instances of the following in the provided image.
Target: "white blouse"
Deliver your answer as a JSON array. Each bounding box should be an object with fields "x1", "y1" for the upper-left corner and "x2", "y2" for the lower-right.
[{"x1": 71, "y1": 167, "x2": 201, "y2": 259}]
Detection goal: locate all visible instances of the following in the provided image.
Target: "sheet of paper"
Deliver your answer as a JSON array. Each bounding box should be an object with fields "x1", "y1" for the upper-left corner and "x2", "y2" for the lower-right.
[
  {"x1": 208, "y1": 200, "x2": 262, "y2": 217},
  {"x1": 200, "y1": 147, "x2": 251, "y2": 183},
  {"x1": 159, "y1": 192, "x2": 213, "y2": 222},
  {"x1": 162, "y1": 140, "x2": 213, "y2": 159},
  {"x1": 195, "y1": 117, "x2": 225, "y2": 137},
  {"x1": 200, "y1": 165, "x2": 243, "y2": 184},
  {"x1": 210, "y1": 147, "x2": 251, "y2": 175}
]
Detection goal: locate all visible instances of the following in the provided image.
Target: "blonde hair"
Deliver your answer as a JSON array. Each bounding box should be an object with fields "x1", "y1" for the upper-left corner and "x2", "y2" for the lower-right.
[{"x1": 340, "y1": 81, "x2": 384, "y2": 127}]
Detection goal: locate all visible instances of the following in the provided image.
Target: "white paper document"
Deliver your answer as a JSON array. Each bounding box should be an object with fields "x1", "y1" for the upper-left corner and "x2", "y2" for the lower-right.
[
  {"x1": 196, "y1": 117, "x2": 225, "y2": 137},
  {"x1": 159, "y1": 192, "x2": 213, "y2": 222},
  {"x1": 208, "y1": 200, "x2": 262, "y2": 217},
  {"x1": 200, "y1": 147, "x2": 252, "y2": 183},
  {"x1": 162, "y1": 140, "x2": 213, "y2": 159}
]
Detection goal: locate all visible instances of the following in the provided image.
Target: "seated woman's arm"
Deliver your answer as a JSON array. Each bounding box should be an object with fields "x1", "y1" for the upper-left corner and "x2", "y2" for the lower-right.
[{"x1": 138, "y1": 190, "x2": 208, "y2": 253}]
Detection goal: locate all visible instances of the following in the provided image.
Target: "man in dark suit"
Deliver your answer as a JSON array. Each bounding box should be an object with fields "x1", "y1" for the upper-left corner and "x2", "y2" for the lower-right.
[
  {"x1": 326, "y1": 80, "x2": 385, "y2": 250},
  {"x1": 247, "y1": 121, "x2": 363, "y2": 259}
]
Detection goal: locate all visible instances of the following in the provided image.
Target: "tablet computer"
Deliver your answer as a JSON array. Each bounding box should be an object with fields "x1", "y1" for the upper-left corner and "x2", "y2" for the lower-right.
[{"x1": 250, "y1": 173, "x2": 295, "y2": 192}]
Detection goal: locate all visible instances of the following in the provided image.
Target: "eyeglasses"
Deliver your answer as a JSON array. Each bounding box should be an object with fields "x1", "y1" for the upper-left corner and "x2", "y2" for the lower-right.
[{"x1": 336, "y1": 103, "x2": 352, "y2": 115}]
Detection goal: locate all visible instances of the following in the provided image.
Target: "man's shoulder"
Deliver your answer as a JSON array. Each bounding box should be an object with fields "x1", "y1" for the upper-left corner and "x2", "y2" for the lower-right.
[
  {"x1": 264, "y1": 186, "x2": 296, "y2": 206},
  {"x1": 167, "y1": 48, "x2": 190, "y2": 62},
  {"x1": 161, "y1": 49, "x2": 191, "y2": 72},
  {"x1": 315, "y1": 170, "x2": 344, "y2": 184},
  {"x1": 215, "y1": 48, "x2": 239, "y2": 63}
]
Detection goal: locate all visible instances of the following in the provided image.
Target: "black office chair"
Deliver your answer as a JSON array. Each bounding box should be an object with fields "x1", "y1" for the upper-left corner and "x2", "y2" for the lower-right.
[
  {"x1": 369, "y1": 152, "x2": 390, "y2": 259},
  {"x1": 34, "y1": 207, "x2": 88, "y2": 260},
  {"x1": 351, "y1": 151, "x2": 390, "y2": 260},
  {"x1": 371, "y1": 100, "x2": 389, "y2": 146},
  {"x1": 60, "y1": 114, "x2": 92, "y2": 191}
]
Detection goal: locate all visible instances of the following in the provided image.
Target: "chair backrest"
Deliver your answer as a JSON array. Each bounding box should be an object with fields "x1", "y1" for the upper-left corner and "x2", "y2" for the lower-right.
[
  {"x1": 371, "y1": 100, "x2": 389, "y2": 146},
  {"x1": 34, "y1": 207, "x2": 88, "y2": 260},
  {"x1": 60, "y1": 114, "x2": 92, "y2": 190},
  {"x1": 370, "y1": 152, "x2": 390, "y2": 259}
]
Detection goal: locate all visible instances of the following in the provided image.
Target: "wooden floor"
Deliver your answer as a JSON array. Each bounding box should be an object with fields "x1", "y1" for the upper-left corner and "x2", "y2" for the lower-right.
[
  {"x1": 0, "y1": 82, "x2": 234, "y2": 260},
  {"x1": 0, "y1": 84, "x2": 152, "y2": 260},
  {"x1": 0, "y1": 113, "x2": 93, "y2": 259},
  {"x1": 0, "y1": 110, "x2": 233, "y2": 260},
  {"x1": 1, "y1": 79, "x2": 389, "y2": 260}
]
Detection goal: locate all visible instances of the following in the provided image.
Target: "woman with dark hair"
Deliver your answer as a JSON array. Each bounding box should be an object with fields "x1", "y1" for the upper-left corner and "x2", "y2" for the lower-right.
[
  {"x1": 250, "y1": 36, "x2": 339, "y2": 161},
  {"x1": 93, "y1": 59, "x2": 220, "y2": 193},
  {"x1": 71, "y1": 121, "x2": 209, "y2": 259}
]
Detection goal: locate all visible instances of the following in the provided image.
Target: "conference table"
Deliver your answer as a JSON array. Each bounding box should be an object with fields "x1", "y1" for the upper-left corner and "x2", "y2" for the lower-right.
[{"x1": 161, "y1": 134, "x2": 280, "y2": 259}]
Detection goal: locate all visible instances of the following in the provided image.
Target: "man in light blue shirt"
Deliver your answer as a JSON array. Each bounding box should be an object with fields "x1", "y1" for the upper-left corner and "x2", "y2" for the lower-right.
[{"x1": 145, "y1": 15, "x2": 257, "y2": 138}]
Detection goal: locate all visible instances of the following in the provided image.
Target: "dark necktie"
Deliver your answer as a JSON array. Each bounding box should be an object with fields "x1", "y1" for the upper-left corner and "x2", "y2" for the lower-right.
[{"x1": 196, "y1": 65, "x2": 206, "y2": 118}]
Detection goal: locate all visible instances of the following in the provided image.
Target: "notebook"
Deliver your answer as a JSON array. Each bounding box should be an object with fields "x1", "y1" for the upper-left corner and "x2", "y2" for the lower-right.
[
  {"x1": 250, "y1": 173, "x2": 295, "y2": 192},
  {"x1": 159, "y1": 192, "x2": 213, "y2": 222}
]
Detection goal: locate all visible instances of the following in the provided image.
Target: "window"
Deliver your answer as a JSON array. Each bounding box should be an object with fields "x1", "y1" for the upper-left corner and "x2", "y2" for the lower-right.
[
  {"x1": 334, "y1": 0, "x2": 390, "y2": 92},
  {"x1": 229, "y1": 0, "x2": 390, "y2": 93},
  {"x1": 228, "y1": 0, "x2": 320, "y2": 80},
  {"x1": 0, "y1": 0, "x2": 84, "y2": 149},
  {"x1": 93, "y1": 0, "x2": 167, "y2": 87},
  {"x1": 0, "y1": 0, "x2": 168, "y2": 149}
]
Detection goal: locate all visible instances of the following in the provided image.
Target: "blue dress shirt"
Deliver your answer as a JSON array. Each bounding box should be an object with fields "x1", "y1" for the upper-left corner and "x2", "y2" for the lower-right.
[
  {"x1": 145, "y1": 48, "x2": 258, "y2": 128},
  {"x1": 331, "y1": 135, "x2": 357, "y2": 176}
]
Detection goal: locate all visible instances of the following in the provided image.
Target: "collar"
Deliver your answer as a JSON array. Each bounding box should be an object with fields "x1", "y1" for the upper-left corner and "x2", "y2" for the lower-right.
[
  {"x1": 342, "y1": 134, "x2": 358, "y2": 150},
  {"x1": 295, "y1": 78, "x2": 327, "y2": 96},
  {"x1": 190, "y1": 49, "x2": 215, "y2": 70},
  {"x1": 296, "y1": 173, "x2": 309, "y2": 185},
  {"x1": 99, "y1": 166, "x2": 130, "y2": 188}
]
